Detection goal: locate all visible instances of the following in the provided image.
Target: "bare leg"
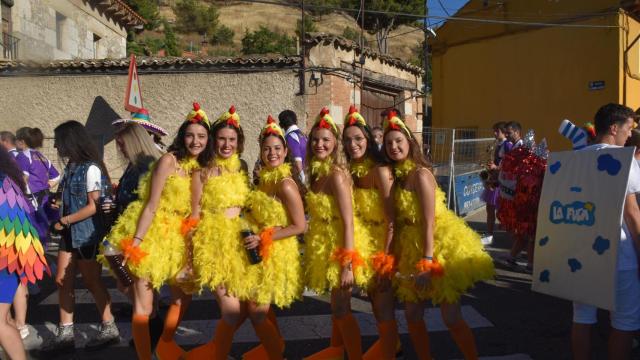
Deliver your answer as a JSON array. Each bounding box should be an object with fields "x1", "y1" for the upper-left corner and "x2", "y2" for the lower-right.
[
  {"x1": 247, "y1": 301, "x2": 283, "y2": 360},
  {"x1": 364, "y1": 284, "x2": 398, "y2": 359},
  {"x1": 12, "y1": 283, "x2": 28, "y2": 329},
  {"x1": 55, "y1": 250, "x2": 76, "y2": 325},
  {"x1": 132, "y1": 276, "x2": 155, "y2": 360},
  {"x1": 571, "y1": 323, "x2": 591, "y2": 360},
  {"x1": 405, "y1": 301, "x2": 431, "y2": 360},
  {"x1": 77, "y1": 259, "x2": 113, "y2": 323},
  {"x1": 486, "y1": 204, "x2": 496, "y2": 235},
  {"x1": 0, "y1": 303, "x2": 26, "y2": 360},
  {"x1": 214, "y1": 286, "x2": 245, "y2": 359},
  {"x1": 331, "y1": 287, "x2": 362, "y2": 360},
  {"x1": 441, "y1": 302, "x2": 478, "y2": 360},
  {"x1": 608, "y1": 328, "x2": 633, "y2": 360}
]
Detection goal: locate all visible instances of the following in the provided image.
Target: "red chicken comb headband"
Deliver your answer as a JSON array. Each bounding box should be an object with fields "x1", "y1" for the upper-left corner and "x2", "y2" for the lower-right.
[
  {"x1": 260, "y1": 115, "x2": 285, "y2": 142},
  {"x1": 185, "y1": 102, "x2": 211, "y2": 129},
  {"x1": 313, "y1": 107, "x2": 339, "y2": 135},
  {"x1": 383, "y1": 110, "x2": 412, "y2": 138},
  {"x1": 344, "y1": 105, "x2": 367, "y2": 128},
  {"x1": 214, "y1": 105, "x2": 241, "y2": 129}
]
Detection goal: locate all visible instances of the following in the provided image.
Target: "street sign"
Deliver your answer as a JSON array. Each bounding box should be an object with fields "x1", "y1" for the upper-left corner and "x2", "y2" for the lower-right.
[{"x1": 124, "y1": 54, "x2": 143, "y2": 112}]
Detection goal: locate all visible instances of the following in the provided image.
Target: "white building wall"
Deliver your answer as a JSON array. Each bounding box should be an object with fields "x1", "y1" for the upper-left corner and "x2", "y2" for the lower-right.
[{"x1": 11, "y1": 0, "x2": 127, "y2": 61}]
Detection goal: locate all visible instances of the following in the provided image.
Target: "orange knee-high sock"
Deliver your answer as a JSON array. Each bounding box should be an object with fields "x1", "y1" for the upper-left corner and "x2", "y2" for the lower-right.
[
  {"x1": 303, "y1": 316, "x2": 344, "y2": 360},
  {"x1": 335, "y1": 313, "x2": 362, "y2": 360},
  {"x1": 242, "y1": 309, "x2": 285, "y2": 360},
  {"x1": 155, "y1": 303, "x2": 185, "y2": 360},
  {"x1": 132, "y1": 314, "x2": 152, "y2": 360},
  {"x1": 252, "y1": 319, "x2": 284, "y2": 360},
  {"x1": 448, "y1": 319, "x2": 478, "y2": 360},
  {"x1": 408, "y1": 321, "x2": 432, "y2": 360},
  {"x1": 214, "y1": 319, "x2": 237, "y2": 360}
]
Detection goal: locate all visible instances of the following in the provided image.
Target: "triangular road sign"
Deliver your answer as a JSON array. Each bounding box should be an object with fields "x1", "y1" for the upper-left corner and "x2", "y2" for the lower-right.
[{"x1": 124, "y1": 54, "x2": 144, "y2": 112}]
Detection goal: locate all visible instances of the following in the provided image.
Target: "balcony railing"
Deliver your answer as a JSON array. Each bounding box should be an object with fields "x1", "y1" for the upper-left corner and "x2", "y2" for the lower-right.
[{"x1": 1, "y1": 32, "x2": 19, "y2": 60}]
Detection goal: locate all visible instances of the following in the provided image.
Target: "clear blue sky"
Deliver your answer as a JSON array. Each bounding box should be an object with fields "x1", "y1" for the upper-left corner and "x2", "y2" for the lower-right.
[{"x1": 427, "y1": 0, "x2": 468, "y2": 28}]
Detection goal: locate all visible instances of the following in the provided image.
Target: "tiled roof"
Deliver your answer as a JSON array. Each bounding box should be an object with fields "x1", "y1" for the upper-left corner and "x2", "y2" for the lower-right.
[
  {"x1": 0, "y1": 56, "x2": 303, "y2": 75},
  {"x1": 304, "y1": 33, "x2": 423, "y2": 75},
  {"x1": 90, "y1": 0, "x2": 147, "y2": 28}
]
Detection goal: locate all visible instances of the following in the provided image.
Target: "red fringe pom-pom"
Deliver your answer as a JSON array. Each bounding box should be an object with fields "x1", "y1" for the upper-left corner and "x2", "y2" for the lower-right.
[
  {"x1": 372, "y1": 252, "x2": 395, "y2": 277},
  {"x1": 331, "y1": 248, "x2": 366, "y2": 272},
  {"x1": 497, "y1": 146, "x2": 547, "y2": 237}
]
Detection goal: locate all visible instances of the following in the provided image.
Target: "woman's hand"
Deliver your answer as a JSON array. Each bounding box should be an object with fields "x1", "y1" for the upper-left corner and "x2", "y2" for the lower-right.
[
  {"x1": 122, "y1": 237, "x2": 143, "y2": 266},
  {"x1": 52, "y1": 221, "x2": 64, "y2": 232},
  {"x1": 243, "y1": 234, "x2": 261, "y2": 250},
  {"x1": 340, "y1": 265, "x2": 354, "y2": 289},
  {"x1": 414, "y1": 271, "x2": 431, "y2": 291}
]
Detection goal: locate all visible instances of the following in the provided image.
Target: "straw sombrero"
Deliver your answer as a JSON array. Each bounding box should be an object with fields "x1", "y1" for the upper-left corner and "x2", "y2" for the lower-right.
[{"x1": 112, "y1": 108, "x2": 168, "y2": 136}]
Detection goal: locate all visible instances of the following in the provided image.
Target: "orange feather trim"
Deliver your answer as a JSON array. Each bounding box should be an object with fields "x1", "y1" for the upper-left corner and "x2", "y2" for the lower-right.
[
  {"x1": 371, "y1": 252, "x2": 396, "y2": 277},
  {"x1": 259, "y1": 227, "x2": 275, "y2": 261},
  {"x1": 180, "y1": 217, "x2": 200, "y2": 236},
  {"x1": 331, "y1": 247, "x2": 366, "y2": 272},
  {"x1": 415, "y1": 258, "x2": 444, "y2": 277},
  {"x1": 121, "y1": 238, "x2": 148, "y2": 266}
]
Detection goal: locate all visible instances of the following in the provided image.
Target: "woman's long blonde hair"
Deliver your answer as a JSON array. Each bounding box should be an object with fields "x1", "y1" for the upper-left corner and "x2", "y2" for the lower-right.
[{"x1": 116, "y1": 123, "x2": 164, "y2": 165}]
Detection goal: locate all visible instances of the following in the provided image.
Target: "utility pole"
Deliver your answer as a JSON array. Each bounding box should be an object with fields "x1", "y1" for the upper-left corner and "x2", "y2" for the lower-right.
[
  {"x1": 359, "y1": 0, "x2": 365, "y2": 105},
  {"x1": 299, "y1": 0, "x2": 306, "y2": 95},
  {"x1": 423, "y1": 0, "x2": 431, "y2": 128}
]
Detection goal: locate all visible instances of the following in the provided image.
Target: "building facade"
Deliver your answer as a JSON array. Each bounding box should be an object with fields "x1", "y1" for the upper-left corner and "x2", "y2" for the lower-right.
[
  {"x1": 0, "y1": 0, "x2": 144, "y2": 61},
  {"x1": 430, "y1": 0, "x2": 640, "y2": 151},
  {"x1": 0, "y1": 35, "x2": 423, "y2": 177}
]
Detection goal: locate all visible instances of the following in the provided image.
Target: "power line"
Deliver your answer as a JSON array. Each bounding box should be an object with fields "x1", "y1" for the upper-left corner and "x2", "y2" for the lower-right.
[{"x1": 236, "y1": 0, "x2": 620, "y2": 29}]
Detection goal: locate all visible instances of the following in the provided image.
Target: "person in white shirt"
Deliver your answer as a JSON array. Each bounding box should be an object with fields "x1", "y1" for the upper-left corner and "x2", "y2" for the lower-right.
[{"x1": 573, "y1": 103, "x2": 640, "y2": 360}]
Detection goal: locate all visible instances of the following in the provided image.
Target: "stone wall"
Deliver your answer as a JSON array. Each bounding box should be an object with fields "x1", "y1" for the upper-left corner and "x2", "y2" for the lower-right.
[
  {"x1": 12, "y1": 0, "x2": 127, "y2": 61},
  {"x1": 0, "y1": 70, "x2": 303, "y2": 179}
]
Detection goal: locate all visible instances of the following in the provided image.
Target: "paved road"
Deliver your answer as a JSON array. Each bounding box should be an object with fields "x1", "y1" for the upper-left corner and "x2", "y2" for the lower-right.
[{"x1": 6, "y1": 209, "x2": 639, "y2": 360}]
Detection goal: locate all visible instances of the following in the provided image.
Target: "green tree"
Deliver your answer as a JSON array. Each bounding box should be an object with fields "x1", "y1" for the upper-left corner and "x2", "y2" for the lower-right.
[
  {"x1": 210, "y1": 25, "x2": 235, "y2": 46},
  {"x1": 241, "y1": 26, "x2": 296, "y2": 56},
  {"x1": 164, "y1": 21, "x2": 181, "y2": 56},
  {"x1": 295, "y1": 15, "x2": 317, "y2": 38},
  {"x1": 172, "y1": 0, "x2": 219, "y2": 35},
  {"x1": 123, "y1": 0, "x2": 160, "y2": 30},
  {"x1": 344, "y1": 0, "x2": 424, "y2": 54},
  {"x1": 342, "y1": 26, "x2": 368, "y2": 46}
]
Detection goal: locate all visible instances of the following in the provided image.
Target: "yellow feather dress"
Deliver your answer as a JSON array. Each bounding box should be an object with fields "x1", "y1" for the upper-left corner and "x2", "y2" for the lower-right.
[
  {"x1": 244, "y1": 179, "x2": 303, "y2": 307},
  {"x1": 191, "y1": 155, "x2": 255, "y2": 297},
  {"x1": 393, "y1": 186, "x2": 495, "y2": 304},
  {"x1": 304, "y1": 190, "x2": 374, "y2": 293},
  {"x1": 105, "y1": 157, "x2": 198, "y2": 290},
  {"x1": 353, "y1": 187, "x2": 386, "y2": 253}
]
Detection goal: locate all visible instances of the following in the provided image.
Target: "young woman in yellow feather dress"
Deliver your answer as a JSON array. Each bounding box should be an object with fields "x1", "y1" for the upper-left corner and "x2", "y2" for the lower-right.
[
  {"x1": 342, "y1": 106, "x2": 398, "y2": 360},
  {"x1": 303, "y1": 108, "x2": 374, "y2": 360},
  {"x1": 107, "y1": 103, "x2": 213, "y2": 360},
  {"x1": 237, "y1": 115, "x2": 306, "y2": 360},
  {"x1": 185, "y1": 106, "x2": 254, "y2": 360},
  {"x1": 383, "y1": 112, "x2": 495, "y2": 360}
]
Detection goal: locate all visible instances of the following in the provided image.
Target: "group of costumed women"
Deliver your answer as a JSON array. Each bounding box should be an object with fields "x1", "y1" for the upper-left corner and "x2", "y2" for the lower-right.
[{"x1": 104, "y1": 102, "x2": 494, "y2": 360}]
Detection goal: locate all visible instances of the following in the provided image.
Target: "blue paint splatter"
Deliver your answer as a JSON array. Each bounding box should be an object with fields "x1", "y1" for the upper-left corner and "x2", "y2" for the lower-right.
[
  {"x1": 570, "y1": 187, "x2": 582, "y2": 193},
  {"x1": 597, "y1": 154, "x2": 622, "y2": 176},
  {"x1": 539, "y1": 236, "x2": 549, "y2": 246},
  {"x1": 568, "y1": 258, "x2": 582, "y2": 272},
  {"x1": 592, "y1": 236, "x2": 610, "y2": 255},
  {"x1": 539, "y1": 270, "x2": 550, "y2": 282},
  {"x1": 549, "y1": 161, "x2": 561, "y2": 174}
]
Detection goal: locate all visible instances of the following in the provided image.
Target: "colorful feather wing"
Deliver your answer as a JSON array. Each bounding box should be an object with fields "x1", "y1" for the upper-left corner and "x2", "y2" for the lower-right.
[{"x1": 0, "y1": 174, "x2": 50, "y2": 285}]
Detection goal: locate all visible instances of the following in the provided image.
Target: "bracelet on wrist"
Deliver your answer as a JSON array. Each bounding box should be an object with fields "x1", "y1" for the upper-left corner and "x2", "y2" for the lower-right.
[
  {"x1": 133, "y1": 236, "x2": 143, "y2": 242},
  {"x1": 423, "y1": 255, "x2": 433, "y2": 261}
]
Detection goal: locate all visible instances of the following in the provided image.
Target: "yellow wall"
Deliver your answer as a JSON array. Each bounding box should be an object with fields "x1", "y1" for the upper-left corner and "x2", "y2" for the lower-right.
[
  {"x1": 622, "y1": 12, "x2": 640, "y2": 109},
  {"x1": 431, "y1": 3, "x2": 625, "y2": 151}
]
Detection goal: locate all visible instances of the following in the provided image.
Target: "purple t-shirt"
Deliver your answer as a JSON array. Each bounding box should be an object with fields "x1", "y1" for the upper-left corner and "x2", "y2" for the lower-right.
[
  {"x1": 15, "y1": 149, "x2": 60, "y2": 193},
  {"x1": 285, "y1": 125, "x2": 307, "y2": 167}
]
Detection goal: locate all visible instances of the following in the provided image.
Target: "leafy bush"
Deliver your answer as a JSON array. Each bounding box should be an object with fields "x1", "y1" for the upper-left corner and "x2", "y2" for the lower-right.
[
  {"x1": 210, "y1": 25, "x2": 235, "y2": 46},
  {"x1": 241, "y1": 26, "x2": 296, "y2": 56},
  {"x1": 172, "y1": 0, "x2": 219, "y2": 35}
]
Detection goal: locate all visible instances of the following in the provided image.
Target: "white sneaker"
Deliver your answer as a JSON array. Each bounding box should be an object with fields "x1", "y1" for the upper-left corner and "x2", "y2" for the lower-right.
[
  {"x1": 18, "y1": 325, "x2": 29, "y2": 340},
  {"x1": 480, "y1": 234, "x2": 493, "y2": 245}
]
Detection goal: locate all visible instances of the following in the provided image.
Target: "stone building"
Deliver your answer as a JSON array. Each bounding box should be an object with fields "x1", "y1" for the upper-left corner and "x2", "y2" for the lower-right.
[
  {"x1": 0, "y1": 34, "x2": 423, "y2": 178},
  {"x1": 0, "y1": 0, "x2": 144, "y2": 61}
]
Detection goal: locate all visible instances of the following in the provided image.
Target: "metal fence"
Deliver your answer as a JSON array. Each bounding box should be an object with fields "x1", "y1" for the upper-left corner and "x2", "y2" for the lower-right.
[
  {"x1": 419, "y1": 127, "x2": 496, "y2": 214},
  {"x1": 1, "y1": 32, "x2": 19, "y2": 60}
]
